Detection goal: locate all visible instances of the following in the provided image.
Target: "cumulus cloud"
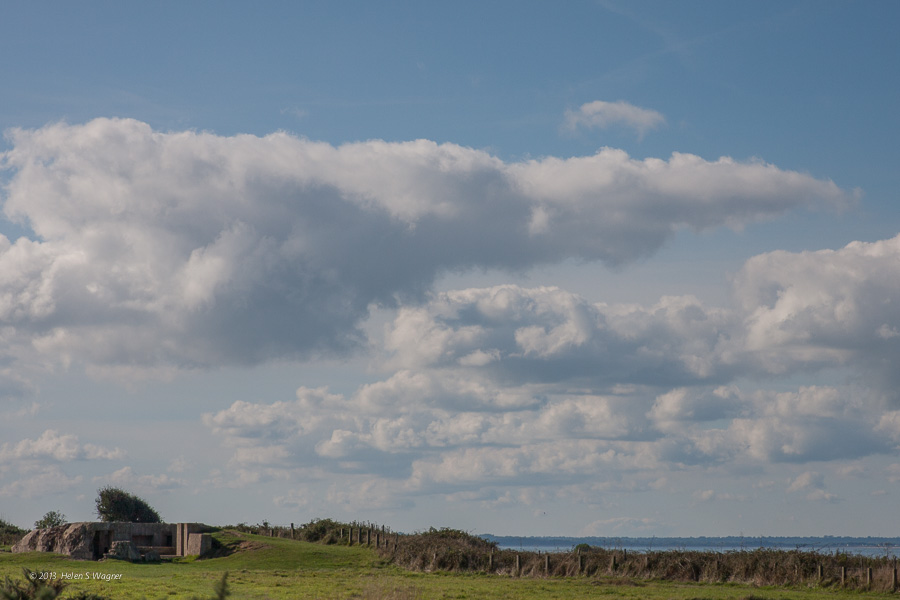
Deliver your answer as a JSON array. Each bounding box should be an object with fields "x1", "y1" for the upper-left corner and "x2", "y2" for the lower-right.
[
  {"x1": 202, "y1": 377, "x2": 890, "y2": 504},
  {"x1": 564, "y1": 100, "x2": 666, "y2": 137},
  {"x1": 0, "y1": 465, "x2": 82, "y2": 499},
  {"x1": 649, "y1": 386, "x2": 743, "y2": 431},
  {"x1": 383, "y1": 285, "x2": 739, "y2": 387},
  {"x1": 733, "y1": 234, "x2": 900, "y2": 401},
  {"x1": 5, "y1": 118, "x2": 894, "y2": 518},
  {"x1": 692, "y1": 489, "x2": 746, "y2": 503},
  {"x1": 0, "y1": 118, "x2": 853, "y2": 375},
  {"x1": 0, "y1": 429, "x2": 124, "y2": 462},
  {"x1": 787, "y1": 471, "x2": 840, "y2": 503},
  {"x1": 381, "y1": 229, "x2": 900, "y2": 410},
  {"x1": 325, "y1": 478, "x2": 415, "y2": 511},
  {"x1": 201, "y1": 230, "x2": 900, "y2": 500},
  {"x1": 93, "y1": 466, "x2": 186, "y2": 493}
]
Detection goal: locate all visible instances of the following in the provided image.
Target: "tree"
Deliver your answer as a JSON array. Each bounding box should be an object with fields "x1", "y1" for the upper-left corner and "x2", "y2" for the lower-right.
[
  {"x1": 94, "y1": 487, "x2": 161, "y2": 523},
  {"x1": 34, "y1": 511, "x2": 67, "y2": 529}
]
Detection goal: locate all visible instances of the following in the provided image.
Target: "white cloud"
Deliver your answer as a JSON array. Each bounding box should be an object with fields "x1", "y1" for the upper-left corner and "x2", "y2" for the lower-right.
[
  {"x1": 167, "y1": 456, "x2": 192, "y2": 474},
  {"x1": 787, "y1": 471, "x2": 840, "y2": 502},
  {"x1": 0, "y1": 118, "x2": 853, "y2": 377},
  {"x1": 383, "y1": 286, "x2": 738, "y2": 387},
  {"x1": 787, "y1": 471, "x2": 825, "y2": 493},
  {"x1": 0, "y1": 465, "x2": 82, "y2": 499},
  {"x1": 835, "y1": 464, "x2": 867, "y2": 478},
  {"x1": 0, "y1": 430, "x2": 124, "y2": 462},
  {"x1": 692, "y1": 489, "x2": 746, "y2": 503},
  {"x1": 887, "y1": 464, "x2": 900, "y2": 484},
  {"x1": 0, "y1": 401, "x2": 40, "y2": 420},
  {"x1": 734, "y1": 234, "x2": 900, "y2": 392},
  {"x1": 325, "y1": 478, "x2": 414, "y2": 511},
  {"x1": 200, "y1": 251, "x2": 900, "y2": 500},
  {"x1": 6, "y1": 118, "x2": 894, "y2": 518},
  {"x1": 273, "y1": 489, "x2": 309, "y2": 509},
  {"x1": 649, "y1": 386, "x2": 743, "y2": 430},
  {"x1": 564, "y1": 100, "x2": 665, "y2": 137},
  {"x1": 94, "y1": 466, "x2": 186, "y2": 493}
]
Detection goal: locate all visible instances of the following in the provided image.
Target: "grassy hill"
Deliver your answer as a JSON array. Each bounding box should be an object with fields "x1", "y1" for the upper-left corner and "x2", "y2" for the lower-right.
[{"x1": 2, "y1": 529, "x2": 899, "y2": 599}]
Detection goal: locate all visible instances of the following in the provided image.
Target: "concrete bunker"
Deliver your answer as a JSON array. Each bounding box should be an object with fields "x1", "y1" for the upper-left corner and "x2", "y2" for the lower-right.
[{"x1": 12, "y1": 522, "x2": 212, "y2": 561}]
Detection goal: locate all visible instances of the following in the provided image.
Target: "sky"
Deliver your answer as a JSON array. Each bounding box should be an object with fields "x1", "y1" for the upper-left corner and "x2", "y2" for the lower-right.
[{"x1": 1, "y1": 1, "x2": 900, "y2": 538}]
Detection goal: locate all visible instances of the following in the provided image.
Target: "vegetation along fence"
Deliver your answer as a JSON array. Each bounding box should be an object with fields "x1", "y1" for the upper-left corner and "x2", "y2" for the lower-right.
[{"x1": 233, "y1": 519, "x2": 900, "y2": 592}]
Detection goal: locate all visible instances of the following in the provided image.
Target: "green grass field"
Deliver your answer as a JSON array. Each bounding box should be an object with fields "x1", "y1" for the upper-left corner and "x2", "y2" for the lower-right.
[{"x1": 2, "y1": 530, "x2": 898, "y2": 599}]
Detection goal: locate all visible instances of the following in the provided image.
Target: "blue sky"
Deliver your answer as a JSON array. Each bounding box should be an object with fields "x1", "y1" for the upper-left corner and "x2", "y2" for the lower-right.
[{"x1": 2, "y1": 1, "x2": 900, "y2": 538}]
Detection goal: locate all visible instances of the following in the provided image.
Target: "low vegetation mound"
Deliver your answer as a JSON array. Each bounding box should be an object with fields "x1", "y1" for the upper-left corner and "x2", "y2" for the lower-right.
[
  {"x1": 0, "y1": 519, "x2": 26, "y2": 549},
  {"x1": 386, "y1": 527, "x2": 498, "y2": 572}
]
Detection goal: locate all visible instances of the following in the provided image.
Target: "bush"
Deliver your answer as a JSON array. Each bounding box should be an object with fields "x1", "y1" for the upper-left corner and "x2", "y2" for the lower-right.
[
  {"x1": 295, "y1": 518, "x2": 348, "y2": 543},
  {"x1": 0, "y1": 519, "x2": 27, "y2": 548},
  {"x1": 384, "y1": 527, "x2": 498, "y2": 573},
  {"x1": 94, "y1": 487, "x2": 161, "y2": 523},
  {"x1": 33, "y1": 511, "x2": 66, "y2": 530}
]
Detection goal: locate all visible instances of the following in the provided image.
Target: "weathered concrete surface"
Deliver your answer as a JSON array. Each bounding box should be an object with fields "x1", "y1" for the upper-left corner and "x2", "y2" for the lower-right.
[
  {"x1": 107, "y1": 540, "x2": 141, "y2": 561},
  {"x1": 176, "y1": 522, "x2": 203, "y2": 556},
  {"x1": 143, "y1": 549, "x2": 161, "y2": 562},
  {"x1": 13, "y1": 523, "x2": 96, "y2": 560},
  {"x1": 187, "y1": 532, "x2": 212, "y2": 557},
  {"x1": 12, "y1": 522, "x2": 183, "y2": 560}
]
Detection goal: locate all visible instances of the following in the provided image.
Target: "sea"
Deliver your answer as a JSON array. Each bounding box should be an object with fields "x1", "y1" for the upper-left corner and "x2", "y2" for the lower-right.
[{"x1": 481, "y1": 535, "x2": 900, "y2": 558}]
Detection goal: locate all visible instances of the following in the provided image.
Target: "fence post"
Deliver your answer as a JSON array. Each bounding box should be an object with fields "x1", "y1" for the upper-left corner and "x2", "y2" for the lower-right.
[
  {"x1": 892, "y1": 567, "x2": 897, "y2": 591},
  {"x1": 488, "y1": 550, "x2": 493, "y2": 572},
  {"x1": 817, "y1": 564, "x2": 823, "y2": 580},
  {"x1": 578, "y1": 553, "x2": 584, "y2": 575},
  {"x1": 841, "y1": 566, "x2": 846, "y2": 586},
  {"x1": 515, "y1": 553, "x2": 520, "y2": 577},
  {"x1": 545, "y1": 554, "x2": 550, "y2": 575},
  {"x1": 290, "y1": 523, "x2": 295, "y2": 540},
  {"x1": 610, "y1": 554, "x2": 617, "y2": 573},
  {"x1": 867, "y1": 567, "x2": 872, "y2": 586}
]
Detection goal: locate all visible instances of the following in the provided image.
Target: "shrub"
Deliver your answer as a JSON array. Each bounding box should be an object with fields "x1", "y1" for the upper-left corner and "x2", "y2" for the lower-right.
[
  {"x1": 0, "y1": 519, "x2": 27, "y2": 548},
  {"x1": 33, "y1": 511, "x2": 66, "y2": 530},
  {"x1": 94, "y1": 487, "x2": 161, "y2": 523},
  {"x1": 295, "y1": 518, "x2": 349, "y2": 543},
  {"x1": 384, "y1": 527, "x2": 498, "y2": 573}
]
